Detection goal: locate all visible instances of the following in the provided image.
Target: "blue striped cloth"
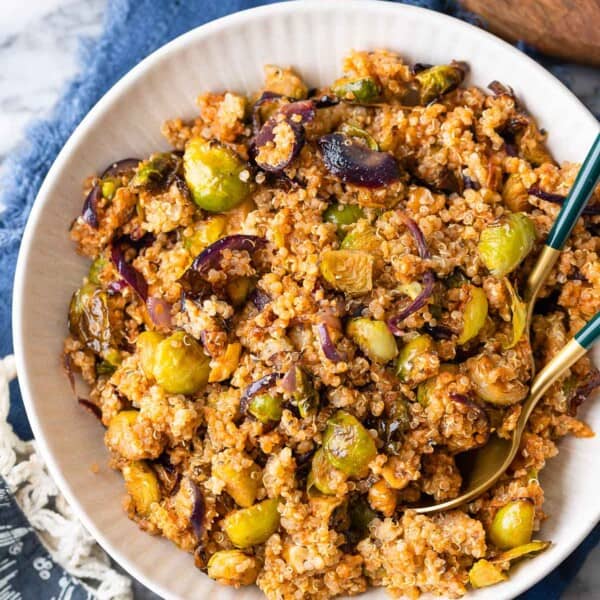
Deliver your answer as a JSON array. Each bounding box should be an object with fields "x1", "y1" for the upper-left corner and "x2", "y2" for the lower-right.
[{"x1": 0, "y1": 1, "x2": 597, "y2": 597}]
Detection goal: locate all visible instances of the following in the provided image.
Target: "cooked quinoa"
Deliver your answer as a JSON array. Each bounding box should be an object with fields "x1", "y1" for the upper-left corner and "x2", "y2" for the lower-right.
[{"x1": 65, "y1": 50, "x2": 600, "y2": 598}]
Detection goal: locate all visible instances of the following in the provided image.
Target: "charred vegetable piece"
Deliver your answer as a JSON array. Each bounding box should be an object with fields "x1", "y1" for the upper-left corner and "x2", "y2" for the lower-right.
[
  {"x1": 396, "y1": 334, "x2": 433, "y2": 382},
  {"x1": 223, "y1": 498, "x2": 280, "y2": 548},
  {"x1": 307, "y1": 448, "x2": 344, "y2": 496},
  {"x1": 489, "y1": 500, "x2": 535, "y2": 550},
  {"x1": 504, "y1": 278, "x2": 527, "y2": 349},
  {"x1": 478, "y1": 212, "x2": 536, "y2": 277},
  {"x1": 323, "y1": 203, "x2": 365, "y2": 229},
  {"x1": 323, "y1": 410, "x2": 377, "y2": 478},
  {"x1": 319, "y1": 249, "x2": 374, "y2": 296},
  {"x1": 208, "y1": 342, "x2": 242, "y2": 383},
  {"x1": 347, "y1": 495, "x2": 378, "y2": 543},
  {"x1": 457, "y1": 285, "x2": 488, "y2": 345},
  {"x1": 346, "y1": 318, "x2": 398, "y2": 363},
  {"x1": 213, "y1": 453, "x2": 261, "y2": 508},
  {"x1": 131, "y1": 152, "x2": 181, "y2": 191},
  {"x1": 122, "y1": 461, "x2": 161, "y2": 516},
  {"x1": 467, "y1": 352, "x2": 528, "y2": 406},
  {"x1": 318, "y1": 133, "x2": 400, "y2": 188},
  {"x1": 136, "y1": 331, "x2": 164, "y2": 380},
  {"x1": 68, "y1": 283, "x2": 112, "y2": 356},
  {"x1": 494, "y1": 540, "x2": 550, "y2": 563},
  {"x1": 339, "y1": 123, "x2": 379, "y2": 150},
  {"x1": 88, "y1": 256, "x2": 107, "y2": 285},
  {"x1": 183, "y1": 216, "x2": 227, "y2": 257},
  {"x1": 332, "y1": 76, "x2": 380, "y2": 103},
  {"x1": 469, "y1": 559, "x2": 507, "y2": 588},
  {"x1": 207, "y1": 550, "x2": 260, "y2": 586},
  {"x1": 341, "y1": 224, "x2": 382, "y2": 256},
  {"x1": 416, "y1": 364, "x2": 458, "y2": 406},
  {"x1": 415, "y1": 63, "x2": 466, "y2": 104},
  {"x1": 290, "y1": 367, "x2": 319, "y2": 418},
  {"x1": 183, "y1": 137, "x2": 251, "y2": 212},
  {"x1": 226, "y1": 277, "x2": 254, "y2": 307},
  {"x1": 248, "y1": 393, "x2": 283, "y2": 424},
  {"x1": 153, "y1": 331, "x2": 210, "y2": 395}
]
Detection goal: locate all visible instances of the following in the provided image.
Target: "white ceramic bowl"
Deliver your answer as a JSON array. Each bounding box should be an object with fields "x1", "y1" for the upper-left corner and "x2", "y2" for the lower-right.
[{"x1": 13, "y1": 1, "x2": 600, "y2": 599}]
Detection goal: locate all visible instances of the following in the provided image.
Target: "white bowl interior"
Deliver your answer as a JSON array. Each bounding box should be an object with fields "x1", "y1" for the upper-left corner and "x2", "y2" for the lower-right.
[{"x1": 13, "y1": 2, "x2": 600, "y2": 599}]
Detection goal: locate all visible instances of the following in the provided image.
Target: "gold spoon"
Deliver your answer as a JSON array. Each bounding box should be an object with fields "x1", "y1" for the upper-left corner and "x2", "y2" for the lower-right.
[{"x1": 414, "y1": 134, "x2": 600, "y2": 513}]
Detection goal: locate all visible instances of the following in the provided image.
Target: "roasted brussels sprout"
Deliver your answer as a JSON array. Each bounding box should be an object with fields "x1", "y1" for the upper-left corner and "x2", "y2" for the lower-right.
[
  {"x1": 396, "y1": 334, "x2": 433, "y2": 382},
  {"x1": 183, "y1": 137, "x2": 251, "y2": 212},
  {"x1": 323, "y1": 410, "x2": 377, "y2": 478},
  {"x1": 289, "y1": 367, "x2": 319, "y2": 418},
  {"x1": 332, "y1": 76, "x2": 381, "y2": 103},
  {"x1": 495, "y1": 540, "x2": 550, "y2": 563},
  {"x1": 469, "y1": 559, "x2": 507, "y2": 588},
  {"x1": 339, "y1": 123, "x2": 379, "y2": 150},
  {"x1": 226, "y1": 277, "x2": 254, "y2": 307},
  {"x1": 341, "y1": 224, "x2": 382, "y2": 257},
  {"x1": 415, "y1": 63, "x2": 466, "y2": 104},
  {"x1": 489, "y1": 500, "x2": 535, "y2": 550},
  {"x1": 122, "y1": 460, "x2": 161, "y2": 516},
  {"x1": 212, "y1": 453, "x2": 261, "y2": 508},
  {"x1": 88, "y1": 256, "x2": 108, "y2": 285},
  {"x1": 248, "y1": 393, "x2": 283, "y2": 424},
  {"x1": 504, "y1": 278, "x2": 527, "y2": 349},
  {"x1": 183, "y1": 215, "x2": 227, "y2": 257},
  {"x1": 68, "y1": 283, "x2": 112, "y2": 356},
  {"x1": 223, "y1": 498, "x2": 280, "y2": 548},
  {"x1": 478, "y1": 212, "x2": 536, "y2": 277},
  {"x1": 323, "y1": 203, "x2": 365, "y2": 229},
  {"x1": 457, "y1": 285, "x2": 488, "y2": 345},
  {"x1": 307, "y1": 448, "x2": 344, "y2": 496},
  {"x1": 347, "y1": 494, "x2": 377, "y2": 543},
  {"x1": 416, "y1": 364, "x2": 458, "y2": 406},
  {"x1": 100, "y1": 177, "x2": 119, "y2": 200},
  {"x1": 319, "y1": 249, "x2": 374, "y2": 295},
  {"x1": 153, "y1": 331, "x2": 210, "y2": 394},
  {"x1": 207, "y1": 550, "x2": 260, "y2": 586},
  {"x1": 346, "y1": 318, "x2": 398, "y2": 363},
  {"x1": 136, "y1": 331, "x2": 164, "y2": 380},
  {"x1": 131, "y1": 152, "x2": 181, "y2": 191}
]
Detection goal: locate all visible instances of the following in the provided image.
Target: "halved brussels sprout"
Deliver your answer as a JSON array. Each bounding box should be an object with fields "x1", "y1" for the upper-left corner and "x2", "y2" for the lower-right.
[
  {"x1": 183, "y1": 215, "x2": 227, "y2": 257},
  {"x1": 105, "y1": 410, "x2": 147, "y2": 461},
  {"x1": 290, "y1": 367, "x2": 319, "y2": 418},
  {"x1": 68, "y1": 283, "x2": 112, "y2": 356},
  {"x1": 101, "y1": 177, "x2": 119, "y2": 200},
  {"x1": 396, "y1": 334, "x2": 433, "y2": 382},
  {"x1": 319, "y1": 249, "x2": 374, "y2": 295},
  {"x1": 136, "y1": 331, "x2": 165, "y2": 380},
  {"x1": 183, "y1": 137, "x2": 251, "y2": 212},
  {"x1": 469, "y1": 559, "x2": 507, "y2": 588},
  {"x1": 131, "y1": 152, "x2": 181, "y2": 191},
  {"x1": 307, "y1": 448, "x2": 344, "y2": 496},
  {"x1": 323, "y1": 410, "x2": 377, "y2": 478},
  {"x1": 153, "y1": 331, "x2": 210, "y2": 395},
  {"x1": 457, "y1": 285, "x2": 488, "y2": 345},
  {"x1": 503, "y1": 279, "x2": 526, "y2": 350},
  {"x1": 248, "y1": 393, "x2": 283, "y2": 424},
  {"x1": 495, "y1": 540, "x2": 550, "y2": 563},
  {"x1": 339, "y1": 123, "x2": 379, "y2": 151},
  {"x1": 415, "y1": 63, "x2": 466, "y2": 104},
  {"x1": 88, "y1": 256, "x2": 108, "y2": 285},
  {"x1": 223, "y1": 498, "x2": 280, "y2": 548},
  {"x1": 489, "y1": 500, "x2": 535, "y2": 550},
  {"x1": 332, "y1": 76, "x2": 380, "y2": 103},
  {"x1": 341, "y1": 224, "x2": 382, "y2": 256},
  {"x1": 323, "y1": 203, "x2": 365, "y2": 229},
  {"x1": 122, "y1": 460, "x2": 161, "y2": 516},
  {"x1": 416, "y1": 364, "x2": 459, "y2": 406},
  {"x1": 346, "y1": 318, "x2": 398, "y2": 363},
  {"x1": 212, "y1": 453, "x2": 261, "y2": 508},
  {"x1": 207, "y1": 550, "x2": 260, "y2": 586},
  {"x1": 478, "y1": 213, "x2": 536, "y2": 277}
]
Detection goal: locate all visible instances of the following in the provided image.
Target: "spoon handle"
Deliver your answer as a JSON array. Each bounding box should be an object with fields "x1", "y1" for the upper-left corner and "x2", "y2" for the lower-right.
[
  {"x1": 575, "y1": 311, "x2": 600, "y2": 350},
  {"x1": 547, "y1": 133, "x2": 600, "y2": 250}
]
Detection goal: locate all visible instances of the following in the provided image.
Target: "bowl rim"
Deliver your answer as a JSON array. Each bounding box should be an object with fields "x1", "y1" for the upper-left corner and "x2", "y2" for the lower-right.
[{"x1": 12, "y1": 1, "x2": 600, "y2": 599}]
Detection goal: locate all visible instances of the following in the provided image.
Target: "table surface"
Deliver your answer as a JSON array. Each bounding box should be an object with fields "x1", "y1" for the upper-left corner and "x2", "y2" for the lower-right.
[{"x1": 0, "y1": 0, "x2": 598, "y2": 598}]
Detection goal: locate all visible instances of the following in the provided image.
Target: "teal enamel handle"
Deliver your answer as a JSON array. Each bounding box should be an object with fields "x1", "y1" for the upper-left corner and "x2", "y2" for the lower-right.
[
  {"x1": 547, "y1": 133, "x2": 600, "y2": 250},
  {"x1": 575, "y1": 311, "x2": 600, "y2": 350}
]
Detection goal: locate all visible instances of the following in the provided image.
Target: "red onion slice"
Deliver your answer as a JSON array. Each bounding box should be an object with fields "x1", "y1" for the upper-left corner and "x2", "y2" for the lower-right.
[
  {"x1": 529, "y1": 186, "x2": 600, "y2": 215},
  {"x1": 399, "y1": 213, "x2": 431, "y2": 259},
  {"x1": 78, "y1": 398, "x2": 102, "y2": 421},
  {"x1": 110, "y1": 243, "x2": 148, "y2": 301},
  {"x1": 239, "y1": 373, "x2": 280, "y2": 413},
  {"x1": 101, "y1": 158, "x2": 141, "y2": 177},
  {"x1": 318, "y1": 133, "x2": 400, "y2": 188},
  {"x1": 388, "y1": 270, "x2": 435, "y2": 335},
  {"x1": 188, "y1": 480, "x2": 205, "y2": 539},
  {"x1": 279, "y1": 366, "x2": 298, "y2": 394},
  {"x1": 190, "y1": 235, "x2": 266, "y2": 275},
  {"x1": 317, "y1": 322, "x2": 347, "y2": 363},
  {"x1": 146, "y1": 296, "x2": 172, "y2": 328}
]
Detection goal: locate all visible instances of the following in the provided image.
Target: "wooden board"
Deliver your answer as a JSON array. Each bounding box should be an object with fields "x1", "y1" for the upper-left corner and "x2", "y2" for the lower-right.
[{"x1": 461, "y1": 0, "x2": 600, "y2": 66}]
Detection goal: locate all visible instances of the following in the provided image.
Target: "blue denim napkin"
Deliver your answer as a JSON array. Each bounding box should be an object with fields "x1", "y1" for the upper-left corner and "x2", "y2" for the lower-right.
[{"x1": 0, "y1": 1, "x2": 597, "y2": 598}]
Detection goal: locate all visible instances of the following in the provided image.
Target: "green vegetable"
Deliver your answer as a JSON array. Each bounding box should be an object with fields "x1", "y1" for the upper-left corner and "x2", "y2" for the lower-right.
[
  {"x1": 131, "y1": 152, "x2": 181, "y2": 191},
  {"x1": 396, "y1": 334, "x2": 433, "y2": 382},
  {"x1": 183, "y1": 137, "x2": 251, "y2": 212},
  {"x1": 494, "y1": 540, "x2": 550, "y2": 563},
  {"x1": 478, "y1": 212, "x2": 536, "y2": 277},
  {"x1": 332, "y1": 76, "x2": 380, "y2": 103},
  {"x1": 503, "y1": 278, "x2": 526, "y2": 349},
  {"x1": 346, "y1": 318, "x2": 398, "y2": 363},
  {"x1": 457, "y1": 285, "x2": 488, "y2": 345},
  {"x1": 339, "y1": 123, "x2": 379, "y2": 150},
  {"x1": 153, "y1": 331, "x2": 210, "y2": 394},
  {"x1": 212, "y1": 454, "x2": 261, "y2": 508},
  {"x1": 101, "y1": 177, "x2": 119, "y2": 200},
  {"x1": 489, "y1": 500, "x2": 535, "y2": 550},
  {"x1": 323, "y1": 410, "x2": 377, "y2": 478},
  {"x1": 226, "y1": 277, "x2": 254, "y2": 307},
  {"x1": 68, "y1": 283, "x2": 113, "y2": 356},
  {"x1": 207, "y1": 550, "x2": 260, "y2": 586},
  {"x1": 307, "y1": 448, "x2": 343, "y2": 496},
  {"x1": 122, "y1": 460, "x2": 161, "y2": 516},
  {"x1": 223, "y1": 498, "x2": 280, "y2": 548},
  {"x1": 248, "y1": 393, "x2": 283, "y2": 424},
  {"x1": 319, "y1": 249, "x2": 374, "y2": 296},
  {"x1": 469, "y1": 559, "x2": 507, "y2": 589},
  {"x1": 340, "y1": 224, "x2": 382, "y2": 256},
  {"x1": 88, "y1": 256, "x2": 108, "y2": 285},
  {"x1": 136, "y1": 331, "x2": 165, "y2": 380},
  {"x1": 323, "y1": 203, "x2": 365, "y2": 229},
  {"x1": 290, "y1": 367, "x2": 319, "y2": 418},
  {"x1": 415, "y1": 63, "x2": 466, "y2": 104}
]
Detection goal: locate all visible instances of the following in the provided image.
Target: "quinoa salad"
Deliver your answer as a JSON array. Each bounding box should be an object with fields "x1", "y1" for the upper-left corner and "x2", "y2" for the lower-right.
[{"x1": 64, "y1": 50, "x2": 600, "y2": 599}]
